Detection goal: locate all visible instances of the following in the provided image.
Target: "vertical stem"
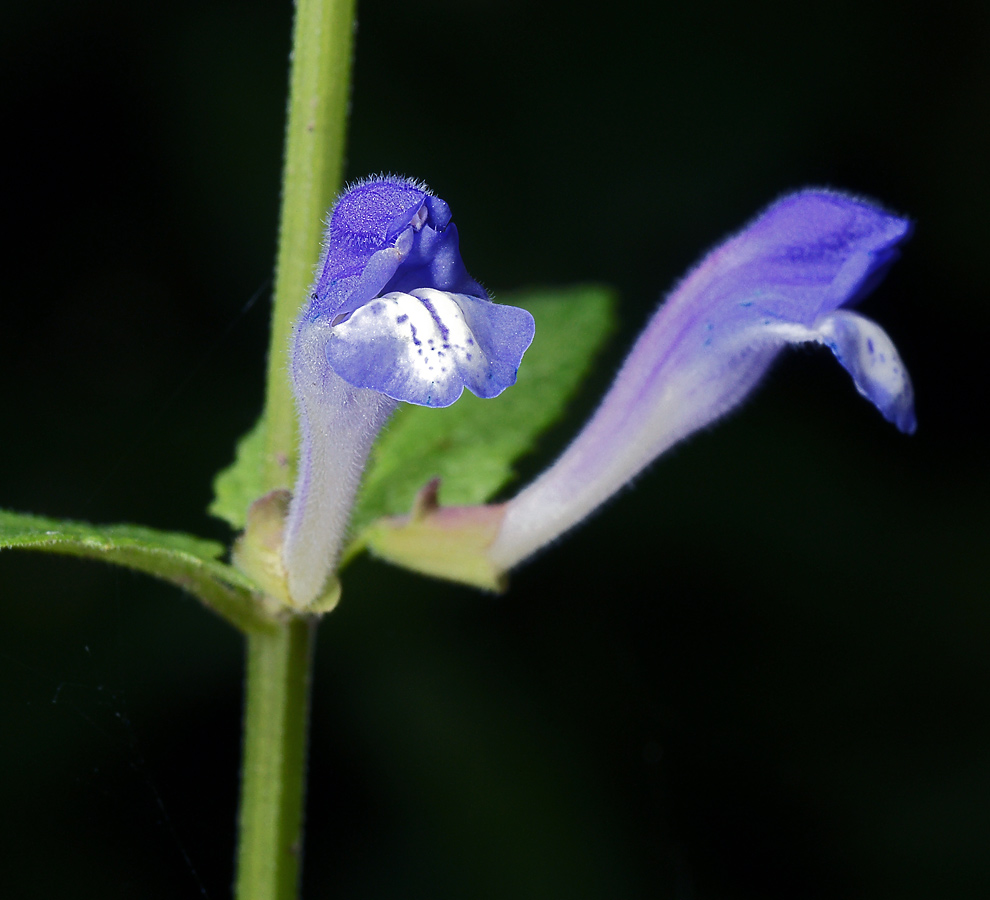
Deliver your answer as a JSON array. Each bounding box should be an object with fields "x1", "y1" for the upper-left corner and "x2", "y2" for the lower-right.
[
  {"x1": 236, "y1": 618, "x2": 316, "y2": 900},
  {"x1": 262, "y1": 0, "x2": 358, "y2": 493},
  {"x1": 236, "y1": 0, "x2": 356, "y2": 897}
]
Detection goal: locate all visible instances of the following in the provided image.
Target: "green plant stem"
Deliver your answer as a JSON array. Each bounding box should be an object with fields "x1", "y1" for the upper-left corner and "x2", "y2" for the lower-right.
[
  {"x1": 262, "y1": 0, "x2": 357, "y2": 493},
  {"x1": 236, "y1": 619, "x2": 316, "y2": 900},
  {"x1": 236, "y1": 0, "x2": 356, "y2": 896}
]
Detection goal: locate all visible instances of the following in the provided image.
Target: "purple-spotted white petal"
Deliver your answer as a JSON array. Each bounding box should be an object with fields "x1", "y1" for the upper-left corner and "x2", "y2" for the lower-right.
[
  {"x1": 488, "y1": 189, "x2": 914, "y2": 572},
  {"x1": 327, "y1": 288, "x2": 535, "y2": 408}
]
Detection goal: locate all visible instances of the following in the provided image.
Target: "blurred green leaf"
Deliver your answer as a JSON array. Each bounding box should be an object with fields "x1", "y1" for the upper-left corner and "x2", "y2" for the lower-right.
[
  {"x1": 0, "y1": 509, "x2": 277, "y2": 634},
  {"x1": 348, "y1": 284, "x2": 617, "y2": 539},
  {"x1": 210, "y1": 415, "x2": 267, "y2": 530}
]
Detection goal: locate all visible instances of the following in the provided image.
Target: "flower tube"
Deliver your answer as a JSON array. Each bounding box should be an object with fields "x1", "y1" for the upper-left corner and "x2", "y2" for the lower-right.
[{"x1": 283, "y1": 177, "x2": 534, "y2": 607}]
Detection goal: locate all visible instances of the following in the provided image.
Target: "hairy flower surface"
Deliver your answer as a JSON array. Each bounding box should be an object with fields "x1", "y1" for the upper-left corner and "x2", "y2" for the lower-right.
[{"x1": 283, "y1": 177, "x2": 534, "y2": 607}]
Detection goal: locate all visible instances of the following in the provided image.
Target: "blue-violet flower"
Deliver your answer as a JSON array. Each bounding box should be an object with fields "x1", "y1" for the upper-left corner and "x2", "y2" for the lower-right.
[
  {"x1": 488, "y1": 189, "x2": 914, "y2": 571},
  {"x1": 283, "y1": 177, "x2": 534, "y2": 607}
]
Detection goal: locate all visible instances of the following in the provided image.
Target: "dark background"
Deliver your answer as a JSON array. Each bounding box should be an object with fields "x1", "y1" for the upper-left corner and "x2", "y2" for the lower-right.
[{"x1": 2, "y1": 0, "x2": 988, "y2": 897}]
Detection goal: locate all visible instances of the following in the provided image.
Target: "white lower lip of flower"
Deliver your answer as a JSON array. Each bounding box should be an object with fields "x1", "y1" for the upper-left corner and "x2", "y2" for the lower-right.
[
  {"x1": 327, "y1": 288, "x2": 500, "y2": 407},
  {"x1": 767, "y1": 311, "x2": 914, "y2": 432}
]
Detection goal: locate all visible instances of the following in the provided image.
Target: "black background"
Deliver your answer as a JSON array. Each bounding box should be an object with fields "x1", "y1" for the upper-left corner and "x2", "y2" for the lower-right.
[{"x1": 2, "y1": 0, "x2": 988, "y2": 897}]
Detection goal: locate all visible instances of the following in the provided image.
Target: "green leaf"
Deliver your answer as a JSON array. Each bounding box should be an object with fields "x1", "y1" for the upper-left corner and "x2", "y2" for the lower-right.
[
  {"x1": 0, "y1": 509, "x2": 278, "y2": 634},
  {"x1": 210, "y1": 416, "x2": 268, "y2": 530},
  {"x1": 347, "y1": 284, "x2": 617, "y2": 541}
]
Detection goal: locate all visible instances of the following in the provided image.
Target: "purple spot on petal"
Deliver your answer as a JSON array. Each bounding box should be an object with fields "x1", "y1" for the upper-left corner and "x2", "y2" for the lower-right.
[
  {"x1": 396, "y1": 314, "x2": 409, "y2": 324},
  {"x1": 417, "y1": 296, "x2": 451, "y2": 341},
  {"x1": 867, "y1": 338, "x2": 875, "y2": 353}
]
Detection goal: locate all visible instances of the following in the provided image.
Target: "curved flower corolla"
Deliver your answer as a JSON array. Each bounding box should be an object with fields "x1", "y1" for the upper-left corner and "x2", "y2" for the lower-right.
[
  {"x1": 283, "y1": 177, "x2": 535, "y2": 607},
  {"x1": 487, "y1": 189, "x2": 914, "y2": 571},
  {"x1": 364, "y1": 189, "x2": 915, "y2": 588}
]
